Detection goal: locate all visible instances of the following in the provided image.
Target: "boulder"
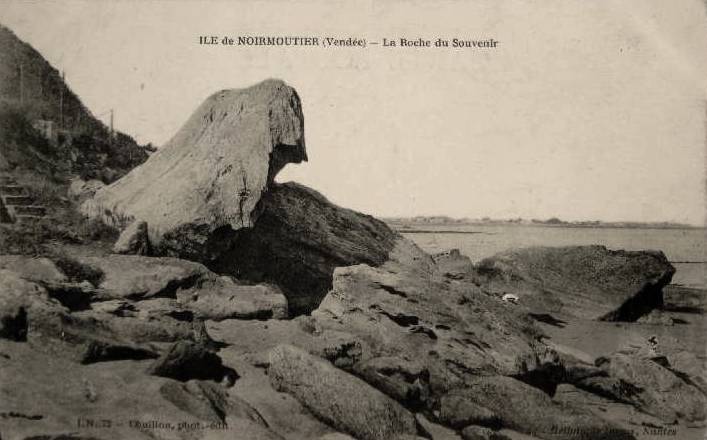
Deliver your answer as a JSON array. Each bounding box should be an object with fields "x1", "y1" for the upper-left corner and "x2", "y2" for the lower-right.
[
  {"x1": 355, "y1": 356, "x2": 430, "y2": 409},
  {"x1": 0, "y1": 339, "x2": 232, "y2": 440},
  {"x1": 588, "y1": 352, "x2": 706, "y2": 423},
  {"x1": 177, "y1": 278, "x2": 288, "y2": 320},
  {"x1": 438, "y1": 393, "x2": 501, "y2": 429},
  {"x1": 450, "y1": 376, "x2": 635, "y2": 440},
  {"x1": 0, "y1": 265, "x2": 189, "y2": 361},
  {"x1": 312, "y1": 244, "x2": 550, "y2": 404},
  {"x1": 82, "y1": 79, "x2": 307, "y2": 255},
  {"x1": 0, "y1": 269, "x2": 68, "y2": 335},
  {"x1": 147, "y1": 340, "x2": 236, "y2": 383},
  {"x1": 552, "y1": 383, "x2": 668, "y2": 432},
  {"x1": 268, "y1": 344, "x2": 419, "y2": 440},
  {"x1": 415, "y1": 413, "x2": 462, "y2": 440},
  {"x1": 0, "y1": 256, "x2": 68, "y2": 284},
  {"x1": 113, "y1": 220, "x2": 150, "y2": 255},
  {"x1": 210, "y1": 182, "x2": 408, "y2": 314},
  {"x1": 74, "y1": 254, "x2": 290, "y2": 319},
  {"x1": 474, "y1": 246, "x2": 675, "y2": 321},
  {"x1": 159, "y1": 380, "x2": 266, "y2": 425},
  {"x1": 76, "y1": 255, "x2": 207, "y2": 300}
]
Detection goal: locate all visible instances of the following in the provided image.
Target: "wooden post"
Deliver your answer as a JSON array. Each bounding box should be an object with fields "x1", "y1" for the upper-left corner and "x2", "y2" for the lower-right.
[{"x1": 19, "y1": 63, "x2": 24, "y2": 104}]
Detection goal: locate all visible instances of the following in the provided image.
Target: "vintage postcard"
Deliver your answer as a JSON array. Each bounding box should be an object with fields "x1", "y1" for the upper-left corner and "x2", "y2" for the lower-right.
[{"x1": 0, "y1": 1, "x2": 705, "y2": 439}]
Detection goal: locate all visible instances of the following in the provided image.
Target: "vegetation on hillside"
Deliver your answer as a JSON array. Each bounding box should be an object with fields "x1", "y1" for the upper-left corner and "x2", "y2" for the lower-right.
[{"x1": 0, "y1": 23, "x2": 151, "y2": 182}]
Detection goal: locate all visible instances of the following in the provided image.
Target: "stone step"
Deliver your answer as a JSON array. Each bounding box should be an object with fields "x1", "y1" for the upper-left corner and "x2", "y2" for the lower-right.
[
  {"x1": 10, "y1": 205, "x2": 46, "y2": 216},
  {"x1": 2, "y1": 195, "x2": 34, "y2": 206},
  {"x1": 0, "y1": 185, "x2": 27, "y2": 196}
]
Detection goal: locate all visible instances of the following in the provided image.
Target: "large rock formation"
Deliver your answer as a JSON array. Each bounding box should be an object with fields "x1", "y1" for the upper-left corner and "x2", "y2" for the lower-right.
[
  {"x1": 210, "y1": 182, "x2": 405, "y2": 314},
  {"x1": 82, "y1": 79, "x2": 307, "y2": 255},
  {"x1": 306, "y1": 241, "x2": 566, "y2": 421},
  {"x1": 81, "y1": 79, "x2": 406, "y2": 314},
  {"x1": 10, "y1": 78, "x2": 698, "y2": 440},
  {"x1": 474, "y1": 246, "x2": 675, "y2": 321}
]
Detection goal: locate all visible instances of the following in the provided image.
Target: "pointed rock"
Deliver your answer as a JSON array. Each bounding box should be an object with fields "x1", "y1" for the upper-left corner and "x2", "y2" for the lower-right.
[{"x1": 82, "y1": 79, "x2": 307, "y2": 255}]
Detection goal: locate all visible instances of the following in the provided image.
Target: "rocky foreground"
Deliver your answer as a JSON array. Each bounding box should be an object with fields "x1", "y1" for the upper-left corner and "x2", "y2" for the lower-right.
[{"x1": 1, "y1": 80, "x2": 705, "y2": 440}]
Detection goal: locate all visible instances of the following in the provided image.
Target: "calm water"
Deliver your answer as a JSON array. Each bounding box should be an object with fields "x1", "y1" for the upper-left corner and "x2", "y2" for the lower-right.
[{"x1": 402, "y1": 225, "x2": 706, "y2": 288}]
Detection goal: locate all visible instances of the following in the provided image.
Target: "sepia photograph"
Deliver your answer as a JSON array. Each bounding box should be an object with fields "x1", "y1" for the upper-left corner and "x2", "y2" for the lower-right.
[{"x1": 0, "y1": 1, "x2": 705, "y2": 439}]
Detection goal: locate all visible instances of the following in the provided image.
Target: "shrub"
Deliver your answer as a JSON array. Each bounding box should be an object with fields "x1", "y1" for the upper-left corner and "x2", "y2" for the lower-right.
[{"x1": 0, "y1": 101, "x2": 54, "y2": 156}]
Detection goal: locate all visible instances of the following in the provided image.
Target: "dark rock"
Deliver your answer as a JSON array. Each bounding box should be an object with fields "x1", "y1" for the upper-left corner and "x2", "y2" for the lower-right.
[
  {"x1": 474, "y1": 245, "x2": 675, "y2": 321},
  {"x1": 0, "y1": 301, "x2": 27, "y2": 341},
  {"x1": 268, "y1": 344, "x2": 419, "y2": 440},
  {"x1": 147, "y1": 340, "x2": 236, "y2": 383},
  {"x1": 79, "y1": 339, "x2": 158, "y2": 364},
  {"x1": 210, "y1": 182, "x2": 405, "y2": 314},
  {"x1": 355, "y1": 356, "x2": 430, "y2": 409}
]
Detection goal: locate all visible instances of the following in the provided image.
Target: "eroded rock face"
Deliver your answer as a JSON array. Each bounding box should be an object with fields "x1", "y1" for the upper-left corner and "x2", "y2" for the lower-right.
[
  {"x1": 210, "y1": 182, "x2": 406, "y2": 314},
  {"x1": 474, "y1": 246, "x2": 675, "y2": 321},
  {"x1": 310, "y1": 239, "x2": 555, "y2": 410},
  {"x1": 82, "y1": 79, "x2": 307, "y2": 254}
]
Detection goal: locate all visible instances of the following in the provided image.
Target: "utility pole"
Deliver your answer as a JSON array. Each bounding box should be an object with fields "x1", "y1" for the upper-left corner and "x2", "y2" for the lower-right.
[
  {"x1": 19, "y1": 63, "x2": 24, "y2": 104},
  {"x1": 59, "y1": 71, "x2": 65, "y2": 128},
  {"x1": 109, "y1": 109, "x2": 114, "y2": 146}
]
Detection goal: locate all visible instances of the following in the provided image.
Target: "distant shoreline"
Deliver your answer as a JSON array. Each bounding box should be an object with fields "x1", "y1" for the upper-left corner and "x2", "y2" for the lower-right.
[{"x1": 388, "y1": 221, "x2": 705, "y2": 231}]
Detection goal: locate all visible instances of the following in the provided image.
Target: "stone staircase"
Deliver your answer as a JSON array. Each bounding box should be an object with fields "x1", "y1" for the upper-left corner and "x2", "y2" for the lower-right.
[{"x1": 0, "y1": 175, "x2": 48, "y2": 223}]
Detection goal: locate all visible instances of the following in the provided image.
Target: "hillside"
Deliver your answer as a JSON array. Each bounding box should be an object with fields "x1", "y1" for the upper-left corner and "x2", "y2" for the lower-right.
[{"x1": 0, "y1": 23, "x2": 151, "y2": 181}]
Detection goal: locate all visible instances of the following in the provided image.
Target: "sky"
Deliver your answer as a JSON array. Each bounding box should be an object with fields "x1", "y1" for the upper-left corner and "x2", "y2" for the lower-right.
[{"x1": 1, "y1": 0, "x2": 706, "y2": 225}]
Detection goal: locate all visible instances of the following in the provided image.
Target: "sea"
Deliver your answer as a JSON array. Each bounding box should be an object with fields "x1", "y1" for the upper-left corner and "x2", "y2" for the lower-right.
[{"x1": 400, "y1": 225, "x2": 706, "y2": 289}]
